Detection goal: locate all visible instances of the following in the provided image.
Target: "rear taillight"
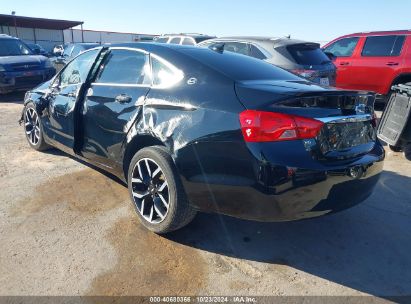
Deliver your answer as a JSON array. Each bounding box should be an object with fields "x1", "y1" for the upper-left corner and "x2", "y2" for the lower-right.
[
  {"x1": 292, "y1": 69, "x2": 318, "y2": 78},
  {"x1": 239, "y1": 110, "x2": 324, "y2": 142}
]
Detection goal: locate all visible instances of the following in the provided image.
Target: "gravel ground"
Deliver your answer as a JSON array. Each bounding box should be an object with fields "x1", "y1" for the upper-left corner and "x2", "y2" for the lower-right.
[{"x1": 0, "y1": 94, "x2": 410, "y2": 299}]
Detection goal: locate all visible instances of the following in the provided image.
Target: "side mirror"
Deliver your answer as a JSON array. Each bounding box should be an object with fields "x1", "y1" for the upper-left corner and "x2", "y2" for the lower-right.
[
  {"x1": 324, "y1": 51, "x2": 336, "y2": 61},
  {"x1": 33, "y1": 48, "x2": 41, "y2": 55}
]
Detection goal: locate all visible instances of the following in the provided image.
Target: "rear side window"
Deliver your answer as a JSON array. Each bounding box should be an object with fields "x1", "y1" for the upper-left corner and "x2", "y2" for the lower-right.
[
  {"x1": 181, "y1": 38, "x2": 195, "y2": 45},
  {"x1": 224, "y1": 42, "x2": 249, "y2": 56},
  {"x1": 96, "y1": 49, "x2": 150, "y2": 85},
  {"x1": 250, "y1": 44, "x2": 267, "y2": 59},
  {"x1": 324, "y1": 37, "x2": 359, "y2": 57},
  {"x1": 151, "y1": 56, "x2": 184, "y2": 88},
  {"x1": 362, "y1": 35, "x2": 406, "y2": 57},
  {"x1": 287, "y1": 44, "x2": 330, "y2": 65},
  {"x1": 169, "y1": 37, "x2": 181, "y2": 44}
]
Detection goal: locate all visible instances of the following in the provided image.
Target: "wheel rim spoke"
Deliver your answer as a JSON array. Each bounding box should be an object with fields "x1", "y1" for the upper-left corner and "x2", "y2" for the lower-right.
[
  {"x1": 24, "y1": 108, "x2": 40, "y2": 145},
  {"x1": 131, "y1": 157, "x2": 170, "y2": 224}
]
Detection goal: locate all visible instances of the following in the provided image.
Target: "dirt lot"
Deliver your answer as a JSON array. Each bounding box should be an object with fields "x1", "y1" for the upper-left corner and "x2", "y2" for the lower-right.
[{"x1": 1, "y1": 94, "x2": 411, "y2": 298}]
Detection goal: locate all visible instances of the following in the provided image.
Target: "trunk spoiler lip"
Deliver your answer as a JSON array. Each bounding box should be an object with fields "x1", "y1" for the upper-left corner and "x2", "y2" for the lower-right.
[
  {"x1": 316, "y1": 114, "x2": 373, "y2": 124},
  {"x1": 235, "y1": 80, "x2": 375, "y2": 97}
]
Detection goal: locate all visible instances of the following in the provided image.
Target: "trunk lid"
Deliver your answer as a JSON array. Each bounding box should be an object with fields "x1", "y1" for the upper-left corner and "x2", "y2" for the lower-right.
[{"x1": 235, "y1": 80, "x2": 377, "y2": 160}]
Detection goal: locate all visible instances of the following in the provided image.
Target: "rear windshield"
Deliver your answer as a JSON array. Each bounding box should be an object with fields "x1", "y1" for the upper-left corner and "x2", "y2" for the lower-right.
[
  {"x1": 0, "y1": 39, "x2": 33, "y2": 56},
  {"x1": 287, "y1": 44, "x2": 331, "y2": 65},
  {"x1": 182, "y1": 48, "x2": 300, "y2": 81}
]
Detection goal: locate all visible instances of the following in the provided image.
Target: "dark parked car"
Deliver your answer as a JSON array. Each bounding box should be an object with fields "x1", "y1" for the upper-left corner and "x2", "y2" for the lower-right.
[
  {"x1": 0, "y1": 35, "x2": 56, "y2": 94},
  {"x1": 199, "y1": 37, "x2": 337, "y2": 86},
  {"x1": 52, "y1": 43, "x2": 100, "y2": 72},
  {"x1": 21, "y1": 43, "x2": 384, "y2": 233},
  {"x1": 154, "y1": 33, "x2": 215, "y2": 45},
  {"x1": 26, "y1": 43, "x2": 51, "y2": 57}
]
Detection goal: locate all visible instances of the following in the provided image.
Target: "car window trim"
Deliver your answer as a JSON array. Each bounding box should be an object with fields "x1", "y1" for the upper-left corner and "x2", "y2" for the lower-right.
[{"x1": 360, "y1": 35, "x2": 406, "y2": 57}]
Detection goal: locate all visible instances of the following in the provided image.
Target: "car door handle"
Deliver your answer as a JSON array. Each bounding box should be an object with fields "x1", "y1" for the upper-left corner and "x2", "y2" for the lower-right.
[
  {"x1": 339, "y1": 62, "x2": 350, "y2": 66},
  {"x1": 115, "y1": 94, "x2": 132, "y2": 104},
  {"x1": 386, "y1": 62, "x2": 399, "y2": 66}
]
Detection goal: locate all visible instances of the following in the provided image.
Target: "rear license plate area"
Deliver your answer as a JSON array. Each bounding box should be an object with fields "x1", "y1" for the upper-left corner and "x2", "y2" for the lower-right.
[{"x1": 317, "y1": 121, "x2": 376, "y2": 158}]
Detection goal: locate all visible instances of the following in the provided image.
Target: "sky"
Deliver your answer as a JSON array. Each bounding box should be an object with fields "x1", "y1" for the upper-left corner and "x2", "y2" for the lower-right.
[{"x1": 1, "y1": 0, "x2": 410, "y2": 43}]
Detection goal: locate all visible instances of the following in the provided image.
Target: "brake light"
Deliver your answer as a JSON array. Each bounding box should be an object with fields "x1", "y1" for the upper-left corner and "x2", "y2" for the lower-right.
[
  {"x1": 239, "y1": 110, "x2": 324, "y2": 142},
  {"x1": 292, "y1": 69, "x2": 318, "y2": 78}
]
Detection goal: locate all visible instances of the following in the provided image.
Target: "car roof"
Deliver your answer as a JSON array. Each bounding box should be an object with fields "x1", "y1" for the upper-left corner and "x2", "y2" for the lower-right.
[
  {"x1": 159, "y1": 33, "x2": 215, "y2": 39},
  {"x1": 202, "y1": 36, "x2": 320, "y2": 48},
  {"x1": 0, "y1": 34, "x2": 18, "y2": 40},
  {"x1": 340, "y1": 29, "x2": 411, "y2": 38}
]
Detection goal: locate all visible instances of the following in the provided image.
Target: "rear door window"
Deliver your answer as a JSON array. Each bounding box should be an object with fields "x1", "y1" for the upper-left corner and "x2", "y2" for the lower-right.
[
  {"x1": 287, "y1": 44, "x2": 330, "y2": 65},
  {"x1": 96, "y1": 49, "x2": 150, "y2": 85},
  {"x1": 169, "y1": 37, "x2": 181, "y2": 44},
  {"x1": 324, "y1": 37, "x2": 359, "y2": 57},
  {"x1": 223, "y1": 42, "x2": 250, "y2": 56},
  {"x1": 361, "y1": 35, "x2": 406, "y2": 57}
]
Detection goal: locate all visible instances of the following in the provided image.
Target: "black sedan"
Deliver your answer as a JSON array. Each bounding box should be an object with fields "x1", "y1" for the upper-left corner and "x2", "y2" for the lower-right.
[{"x1": 21, "y1": 43, "x2": 384, "y2": 233}]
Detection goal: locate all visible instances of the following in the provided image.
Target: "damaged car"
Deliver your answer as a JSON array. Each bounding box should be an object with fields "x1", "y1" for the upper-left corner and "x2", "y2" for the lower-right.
[{"x1": 21, "y1": 43, "x2": 384, "y2": 233}]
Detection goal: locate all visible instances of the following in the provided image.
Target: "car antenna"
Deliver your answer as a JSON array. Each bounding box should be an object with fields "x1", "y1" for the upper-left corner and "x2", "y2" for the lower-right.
[{"x1": 209, "y1": 42, "x2": 225, "y2": 53}]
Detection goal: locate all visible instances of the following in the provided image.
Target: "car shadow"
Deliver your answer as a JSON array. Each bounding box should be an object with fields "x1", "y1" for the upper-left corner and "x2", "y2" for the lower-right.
[
  {"x1": 0, "y1": 92, "x2": 25, "y2": 104},
  {"x1": 167, "y1": 170, "x2": 411, "y2": 297}
]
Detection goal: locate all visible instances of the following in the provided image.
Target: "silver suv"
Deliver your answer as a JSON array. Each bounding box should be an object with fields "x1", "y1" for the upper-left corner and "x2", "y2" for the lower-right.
[{"x1": 154, "y1": 33, "x2": 215, "y2": 46}]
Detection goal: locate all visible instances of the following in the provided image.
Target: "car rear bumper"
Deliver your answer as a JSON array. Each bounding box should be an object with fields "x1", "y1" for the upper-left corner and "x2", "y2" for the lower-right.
[
  {"x1": 0, "y1": 68, "x2": 55, "y2": 94},
  {"x1": 179, "y1": 140, "x2": 385, "y2": 222}
]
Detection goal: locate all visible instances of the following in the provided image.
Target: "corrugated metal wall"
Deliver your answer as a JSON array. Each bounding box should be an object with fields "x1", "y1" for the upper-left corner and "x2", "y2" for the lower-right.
[
  {"x1": 63, "y1": 29, "x2": 156, "y2": 44},
  {"x1": 0, "y1": 26, "x2": 63, "y2": 51}
]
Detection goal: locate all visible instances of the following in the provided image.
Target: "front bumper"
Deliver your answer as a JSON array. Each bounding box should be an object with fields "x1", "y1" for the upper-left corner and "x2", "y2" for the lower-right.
[
  {"x1": 0, "y1": 68, "x2": 55, "y2": 94},
  {"x1": 179, "y1": 141, "x2": 385, "y2": 222}
]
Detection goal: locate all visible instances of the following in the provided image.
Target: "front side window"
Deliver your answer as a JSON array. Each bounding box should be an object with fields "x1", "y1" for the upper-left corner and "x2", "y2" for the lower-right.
[
  {"x1": 362, "y1": 35, "x2": 405, "y2": 57},
  {"x1": 96, "y1": 49, "x2": 150, "y2": 85},
  {"x1": 224, "y1": 42, "x2": 250, "y2": 56},
  {"x1": 0, "y1": 39, "x2": 32, "y2": 56},
  {"x1": 324, "y1": 37, "x2": 359, "y2": 57},
  {"x1": 59, "y1": 49, "x2": 100, "y2": 87},
  {"x1": 151, "y1": 55, "x2": 184, "y2": 88},
  {"x1": 155, "y1": 37, "x2": 169, "y2": 43}
]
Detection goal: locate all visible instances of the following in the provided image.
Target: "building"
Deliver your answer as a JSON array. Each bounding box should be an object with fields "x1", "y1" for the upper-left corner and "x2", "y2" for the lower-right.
[
  {"x1": 0, "y1": 14, "x2": 83, "y2": 51},
  {"x1": 0, "y1": 13, "x2": 157, "y2": 52}
]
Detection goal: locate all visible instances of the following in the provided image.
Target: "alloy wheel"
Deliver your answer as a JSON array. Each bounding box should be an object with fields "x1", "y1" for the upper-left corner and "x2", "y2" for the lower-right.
[
  {"x1": 24, "y1": 107, "x2": 40, "y2": 146},
  {"x1": 131, "y1": 158, "x2": 170, "y2": 224}
]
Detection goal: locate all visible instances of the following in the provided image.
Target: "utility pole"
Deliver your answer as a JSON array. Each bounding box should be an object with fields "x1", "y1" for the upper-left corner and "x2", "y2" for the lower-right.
[{"x1": 11, "y1": 11, "x2": 17, "y2": 37}]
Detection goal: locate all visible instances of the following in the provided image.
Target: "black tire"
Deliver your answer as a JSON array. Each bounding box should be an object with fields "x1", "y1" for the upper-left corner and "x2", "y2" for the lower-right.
[
  {"x1": 389, "y1": 145, "x2": 403, "y2": 153},
  {"x1": 404, "y1": 143, "x2": 411, "y2": 161},
  {"x1": 127, "y1": 146, "x2": 196, "y2": 234},
  {"x1": 23, "y1": 103, "x2": 50, "y2": 151}
]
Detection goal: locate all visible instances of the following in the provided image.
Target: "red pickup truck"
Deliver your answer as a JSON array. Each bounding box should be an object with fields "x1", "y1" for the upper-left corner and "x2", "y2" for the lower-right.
[{"x1": 323, "y1": 30, "x2": 411, "y2": 103}]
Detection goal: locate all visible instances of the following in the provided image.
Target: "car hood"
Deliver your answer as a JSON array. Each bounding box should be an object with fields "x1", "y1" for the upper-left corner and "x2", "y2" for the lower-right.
[{"x1": 0, "y1": 55, "x2": 48, "y2": 68}]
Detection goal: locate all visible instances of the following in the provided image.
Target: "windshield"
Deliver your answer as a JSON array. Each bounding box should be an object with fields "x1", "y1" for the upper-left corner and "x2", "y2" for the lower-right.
[
  {"x1": 0, "y1": 39, "x2": 33, "y2": 56},
  {"x1": 287, "y1": 44, "x2": 331, "y2": 65}
]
